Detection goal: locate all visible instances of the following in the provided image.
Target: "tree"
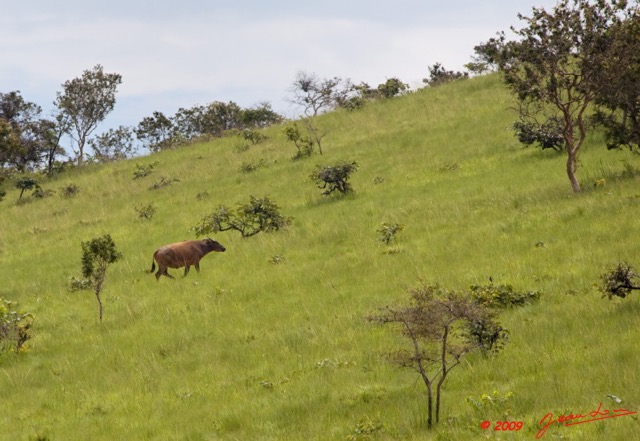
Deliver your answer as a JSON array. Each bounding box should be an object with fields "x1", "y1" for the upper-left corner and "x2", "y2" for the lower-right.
[
  {"x1": 289, "y1": 71, "x2": 352, "y2": 116},
  {"x1": 15, "y1": 176, "x2": 40, "y2": 200},
  {"x1": 310, "y1": 161, "x2": 359, "y2": 195},
  {"x1": 376, "y1": 78, "x2": 409, "y2": 99},
  {"x1": 135, "y1": 111, "x2": 175, "y2": 152},
  {"x1": 55, "y1": 65, "x2": 122, "y2": 166},
  {"x1": 592, "y1": 7, "x2": 640, "y2": 152},
  {"x1": 0, "y1": 91, "x2": 47, "y2": 171},
  {"x1": 89, "y1": 126, "x2": 136, "y2": 162},
  {"x1": 368, "y1": 284, "x2": 507, "y2": 429},
  {"x1": 239, "y1": 102, "x2": 284, "y2": 129},
  {"x1": 489, "y1": 0, "x2": 632, "y2": 192},
  {"x1": 40, "y1": 112, "x2": 70, "y2": 175},
  {"x1": 80, "y1": 234, "x2": 122, "y2": 321},
  {"x1": 193, "y1": 195, "x2": 292, "y2": 238}
]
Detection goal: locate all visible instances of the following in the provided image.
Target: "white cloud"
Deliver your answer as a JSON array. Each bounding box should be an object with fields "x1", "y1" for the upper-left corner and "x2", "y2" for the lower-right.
[{"x1": 1, "y1": 0, "x2": 559, "y2": 127}]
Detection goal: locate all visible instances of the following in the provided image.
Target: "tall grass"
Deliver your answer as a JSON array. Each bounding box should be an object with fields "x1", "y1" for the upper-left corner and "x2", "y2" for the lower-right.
[{"x1": 1, "y1": 74, "x2": 639, "y2": 440}]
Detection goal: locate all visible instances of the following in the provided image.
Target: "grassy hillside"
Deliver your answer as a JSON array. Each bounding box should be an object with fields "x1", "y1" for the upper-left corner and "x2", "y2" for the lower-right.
[{"x1": 1, "y1": 74, "x2": 639, "y2": 441}]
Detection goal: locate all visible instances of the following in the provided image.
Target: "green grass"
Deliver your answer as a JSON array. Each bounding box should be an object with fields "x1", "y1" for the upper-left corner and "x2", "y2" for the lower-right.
[{"x1": 1, "y1": 74, "x2": 640, "y2": 440}]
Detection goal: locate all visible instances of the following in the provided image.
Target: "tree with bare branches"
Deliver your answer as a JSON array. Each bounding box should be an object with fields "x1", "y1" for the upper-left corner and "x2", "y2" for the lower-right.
[{"x1": 368, "y1": 284, "x2": 507, "y2": 429}]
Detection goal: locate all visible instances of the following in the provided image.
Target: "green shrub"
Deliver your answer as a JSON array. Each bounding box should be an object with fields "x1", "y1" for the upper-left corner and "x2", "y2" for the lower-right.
[
  {"x1": 149, "y1": 176, "x2": 179, "y2": 190},
  {"x1": 134, "y1": 203, "x2": 156, "y2": 221},
  {"x1": 241, "y1": 129, "x2": 267, "y2": 145},
  {"x1": 284, "y1": 124, "x2": 315, "y2": 160},
  {"x1": 193, "y1": 195, "x2": 292, "y2": 238},
  {"x1": 469, "y1": 282, "x2": 541, "y2": 308},
  {"x1": 0, "y1": 298, "x2": 34, "y2": 353},
  {"x1": 599, "y1": 262, "x2": 640, "y2": 299},
  {"x1": 377, "y1": 222, "x2": 405, "y2": 245},
  {"x1": 60, "y1": 183, "x2": 80, "y2": 198},
  {"x1": 133, "y1": 162, "x2": 158, "y2": 179},
  {"x1": 310, "y1": 161, "x2": 359, "y2": 195}
]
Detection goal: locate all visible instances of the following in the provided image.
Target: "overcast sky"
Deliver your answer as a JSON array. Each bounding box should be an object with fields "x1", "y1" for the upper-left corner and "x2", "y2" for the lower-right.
[{"x1": 1, "y1": 0, "x2": 559, "y2": 131}]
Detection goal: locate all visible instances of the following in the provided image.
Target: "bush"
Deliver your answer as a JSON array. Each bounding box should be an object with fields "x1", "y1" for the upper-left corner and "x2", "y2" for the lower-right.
[
  {"x1": 193, "y1": 195, "x2": 292, "y2": 238},
  {"x1": 284, "y1": 124, "x2": 315, "y2": 160},
  {"x1": 512, "y1": 119, "x2": 563, "y2": 151},
  {"x1": 149, "y1": 176, "x2": 179, "y2": 190},
  {"x1": 133, "y1": 162, "x2": 158, "y2": 179},
  {"x1": 377, "y1": 222, "x2": 405, "y2": 245},
  {"x1": 60, "y1": 183, "x2": 80, "y2": 198},
  {"x1": 238, "y1": 159, "x2": 266, "y2": 174},
  {"x1": 310, "y1": 161, "x2": 359, "y2": 195},
  {"x1": 135, "y1": 203, "x2": 156, "y2": 221},
  {"x1": 423, "y1": 63, "x2": 469, "y2": 87},
  {"x1": 241, "y1": 129, "x2": 267, "y2": 145},
  {"x1": 599, "y1": 262, "x2": 640, "y2": 299},
  {"x1": 469, "y1": 282, "x2": 541, "y2": 308},
  {"x1": 0, "y1": 298, "x2": 34, "y2": 353}
]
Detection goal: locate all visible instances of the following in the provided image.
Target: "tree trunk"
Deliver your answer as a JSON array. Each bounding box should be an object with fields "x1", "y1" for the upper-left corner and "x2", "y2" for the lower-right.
[
  {"x1": 95, "y1": 277, "x2": 104, "y2": 321},
  {"x1": 426, "y1": 381, "x2": 433, "y2": 429},
  {"x1": 566, "y1": 150, "x2": 581, "y2": 193},
  {"x1": 436, "y1": 326, "x2": 450, "y2": 424}
]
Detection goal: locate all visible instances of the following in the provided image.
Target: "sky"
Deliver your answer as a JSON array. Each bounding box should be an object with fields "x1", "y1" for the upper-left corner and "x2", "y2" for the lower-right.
[{"x1": 1, "y1": 0, "x2": 560, "y2": 133}]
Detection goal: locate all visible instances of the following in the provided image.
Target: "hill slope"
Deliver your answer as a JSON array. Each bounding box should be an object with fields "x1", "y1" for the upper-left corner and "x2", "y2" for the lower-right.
[{"x1": 1, "y1": 74, "x2": 639, "y2": 440}]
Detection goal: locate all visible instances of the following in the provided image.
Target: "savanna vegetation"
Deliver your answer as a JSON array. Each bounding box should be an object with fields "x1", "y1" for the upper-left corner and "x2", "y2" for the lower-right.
[{"x1": 1, "y1": 71, "x2": 639, "y2": 440}]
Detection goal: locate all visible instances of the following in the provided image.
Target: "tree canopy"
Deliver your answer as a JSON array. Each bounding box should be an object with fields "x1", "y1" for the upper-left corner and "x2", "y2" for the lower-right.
[
  {"x1": 55, "y1": 64, "x2": 122, "y2": 167},
  {"x1": 481, "y1": 0, "x2": 639, "y2": 192}
]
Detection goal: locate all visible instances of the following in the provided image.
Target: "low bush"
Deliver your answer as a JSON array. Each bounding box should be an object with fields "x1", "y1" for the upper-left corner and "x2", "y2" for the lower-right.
[
  {"x1": 310, "y1": 161, "x2": 359, "y2": 195},
  {"x1": 0, "y1": 297, "x2": 34, "y2": 354},
  {"x1": 469, "y1": 282, "x2": 541, "y2": 308},
  {"x1": 193, "y1": 195, "x2": 292, "y2": 238}
]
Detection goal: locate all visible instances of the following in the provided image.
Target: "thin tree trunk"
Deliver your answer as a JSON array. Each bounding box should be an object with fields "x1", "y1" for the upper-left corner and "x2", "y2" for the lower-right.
[
  {"x1": 566, "y1": 150, "x2": 581, "y2": 193},
  {"x1": 426, "y1": 381, "x2": 433, "y2": 429},
  {"x1": 95, "y1": 275, "x2": 104, "y2": 321},
  {"x1": 436, "y1": 326, "x2": 450, "y2": 423}
]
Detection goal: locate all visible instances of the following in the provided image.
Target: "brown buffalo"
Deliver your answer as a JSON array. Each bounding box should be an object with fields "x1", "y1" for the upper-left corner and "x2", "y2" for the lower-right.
[{"x1": 151, "y1": 238, "x2": 226, "y2": 280}]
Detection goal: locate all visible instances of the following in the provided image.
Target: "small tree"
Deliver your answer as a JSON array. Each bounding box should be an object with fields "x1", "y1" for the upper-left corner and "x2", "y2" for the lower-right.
[
  {"x1": 193, "y1": 195, "x2": 291, "y2": 238},
  {"x1": 368, "y1": 284, "x2": 507, "y2": 429},
  {"x1": 55, "y1": 64, "x2": 122, "y2": 166},
  {"x1": 310, "y1": 161, "x2": 359, "y2": 195},
  {"x1": 15, "y1": 176, "x2": 40, "y2": 200},
  {"x1": 284, "y1": 124, "x2": 315, "y2": 160},
  {"x1": 599, "y1": 262, "x2": 640, "y2": 299},
  {"x1": 80, "y1": 234, "x2": 122, "y2": 321}
]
